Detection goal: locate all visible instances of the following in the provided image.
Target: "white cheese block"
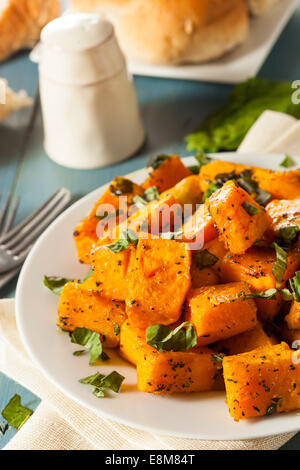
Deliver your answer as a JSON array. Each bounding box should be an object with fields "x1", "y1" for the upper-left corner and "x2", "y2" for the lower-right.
[
  {"x1": 266, "y1": 121, "x2": 300, "y2": 156},
  {"x1": 238, "y1": 110, "x2": 297, "y2": 154}
]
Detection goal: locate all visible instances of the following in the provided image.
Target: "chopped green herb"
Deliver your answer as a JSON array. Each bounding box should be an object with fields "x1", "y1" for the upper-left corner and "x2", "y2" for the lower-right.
[
  {"x1": 276, "y1": 225, "x2": 300, "y2": 250},
  {"x1": 242, "y1": 202, "x2": 259, "y2": 216},
  {"x1": 95, "y1": 209, "x2": 122, "y2": 221},
  {"x1": 272, "y1": 243, "x2": 288, "y2": 288},
  {"x1": 279, "y1": 288, "x2": 293, "y2": 301},
  {"x1": 114, "y1": 323, "x2": 121, "y2": 336},
  {"x1": 238, "y1": 283, "x2": 277, "y2": 300},
  {"x1": 143, "y1": 186, "x2": 160, "y2": 202},
  {"x1": 280, "y1": 155, "x2": 294, "y2": 168},
  {"x1": 73, "y1": 350, "x2": 86, "y2": 357},
  {"x1": 71, "y1": 327, "x2": 103, "y2": 365},
  {"x1": 1, "y1": 395, "x2": 33, "y2": 431},
  {"x1": 194, "y1": 250, "x2": 218, "y2": 270},
  {"x1": 148, "y1": 154, "x2": 170, "y2": 170},
  {"x1": 110, "y1": 177, "x2": 133, "y2": 196},
  {"x1": 106, "y1": 229, "x2": 138, "y2": 253},
  {"x1": 188, "y1": 153, "x2": 212, "y2": 174},
  {"x1": 201, "y1": 182, "x2": 219, "y2": 203},
  {"x1": 43, "y1": 276, "x2": 73, "y2": 295},
  {"x1": 132, "y1": 195, "x2": 147, "y2": 209},
  {"x1": 211, "y1": 353, "x2": 225, "y2": 371},
  {"x1": 159, "y1": 231, "x2": 183, "y2": 241},
  {"x1": 82, "y1": 268, "x2": 93, "y2": 283},
  {"x1": 290, "y1": 271, "x2": 300, "y2": 302},
  {"x1": 146, "y1": 322, "x2": 197, "y2": 352},
  {"x1": 79, "y1": 371, "x2": 125, "y2": 398}
]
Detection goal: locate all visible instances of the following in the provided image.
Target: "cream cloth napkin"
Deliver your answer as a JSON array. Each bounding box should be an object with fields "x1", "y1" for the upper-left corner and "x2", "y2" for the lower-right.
[{"x1": 0, "y1": 300, "x2": 295, "y2": 450}]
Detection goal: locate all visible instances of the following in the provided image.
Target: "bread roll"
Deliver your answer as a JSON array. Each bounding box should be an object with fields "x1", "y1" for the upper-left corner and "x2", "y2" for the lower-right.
[
  {"x1": 0, "y1": 79, "x2": 33, "y2": 121},
  {"x1": 0, "y1": 0, "x2": 60, "y2": 62},
  {"x1": 247, "y1": 0, "x2": 279, "y2": 16},
  {"x1": 71, "y1": 0, "x2": 249, "y2": 65}
]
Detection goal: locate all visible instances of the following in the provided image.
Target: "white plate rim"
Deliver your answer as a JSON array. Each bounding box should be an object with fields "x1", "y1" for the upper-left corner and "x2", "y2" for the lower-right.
[{"x1": 15, "y1": 152, "x2": 300, "y2": 440}]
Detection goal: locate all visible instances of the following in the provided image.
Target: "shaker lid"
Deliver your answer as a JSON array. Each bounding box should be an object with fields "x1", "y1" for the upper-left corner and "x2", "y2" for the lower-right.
[
  {"x1": 39, "y1": 13, "x2": 125, "y2": 85},
  {"x1": 41, "y1": 14, "x2": 113, "y2": 51}
]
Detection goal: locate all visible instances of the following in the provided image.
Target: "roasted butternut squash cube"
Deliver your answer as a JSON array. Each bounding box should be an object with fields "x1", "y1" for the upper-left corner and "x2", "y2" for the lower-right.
[
  {"x1": 142, "y1": 155, "x2": 192, "y2": 193},
  {"x1": 255, "y1": 293, "x2": 285, "y2": 322},
  {"x1": 191, "y1": 266, "x2": 219, "y2": 289},
  {"x1": 74, "y1": 177, "x2": 143, "y2": 263},
  {"x1": 137, "y1": 348, "x2": 220, "y2": 394},
  {"x1": 207, "y1": 180, "x2": 270, "y2": 254},
  {"x1": 223, "y1": 343, "x2": 300, "y2": 421},
  {"x1": 90, "y1": 238, "x2": 134, "y2": 301},
  {"x1": 266, "y1": 198, "x2": 300, "y2": 234},
  {"x1": 215, "y1": 322, "x2": 278, "y2": 356},
  {"x1": 285, "y1": 301, "x2": 300, "y2": 330},
  {"x1": 186, "y1": 282, "x2": 257, "y2": 345},
  {"x1": 199, "y1": 160, "x2": 300, "y2": 200},
  {"x1": 161, "y1": 175, "x2": 203, "y2": 210},
  {"x1": 190, "y1": 239, "x2": 227, "y2": 287},
  {"x1": 181, "y1": 204, "x2": 218, "y2": 250},
  {"x1": 111, "y1": 193, "x2": 180, "y2": 238},
  {"x1": 220, "y1": 247, "x2": 300, "y2": 291},
  {"x1": 126, "y1": 238, "x2": 191, "y2": 328},
  {"x1": 57, "y1": 281, "x2": 126, "y2": 348},
  {"x1": 119, "y1": 320, "x2": 155, "y2": 366}
]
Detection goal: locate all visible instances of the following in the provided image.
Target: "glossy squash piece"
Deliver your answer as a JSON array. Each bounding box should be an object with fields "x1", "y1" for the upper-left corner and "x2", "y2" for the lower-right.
[
  {"x1": 90, "y1": 238, "x2": 134, "y2": 301},
  {"x1": 207, "y1": 180, "x2": 271, "y2": 254},
  {"x1": 199, "y1": 160, "x2": 300, "y2": 200},
  {"x1": 223, "y1": 343, "x2": 300, "y2": 421},
  {"x1": 142, "y1": 155, "x2": 192, "y2": 193},
  {"x1": 190, "y1": 238, "x2": 227, "y2": 287},
  {"x1": 126, "y1": 238, "x2": 191, "y2": 328},
  {"x1": 220, "y1": 247, "x2": 300, "y2": 291},
  {"x1": 181, "y1": 204, "x2": 218, "y2": 250},
  {"x1": 266, "y1": 198, "x2": 300, "y2": 234},
  {"x1": 186, "y1": 282, "x2": 257, "y2": 346},
  {"x1": 285, "y1": 301, "x2": 300, "y2": 330},
  {"x1": 137, "y1": 348, "x2": 220, "y2": 394},
  {"x1": 255, "y1": 293, "x2": 285, "y2": 322},
  {"x1": 215, "y1": 322, "x2": 278, "y2": 356},
  {"x1": 74, "y1": 177, "x2": 143, "y2": 263},
  {"x1": 57, "y1": 281, "x2": 126, "y2": 348},
  {"x1": 161, "y1": 175, "x2": 203, "y2": 210},
  {"x1": 119, "y1": 321, "x2": 155, "y2": 366}
]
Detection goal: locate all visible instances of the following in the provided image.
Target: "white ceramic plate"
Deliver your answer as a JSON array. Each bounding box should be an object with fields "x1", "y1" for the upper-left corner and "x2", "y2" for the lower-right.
[
  {"x1": 128, "y1": 0, "x2": 298, "y2": 83},
  {"x1": 16, "y1": 153, "x2": 300, "y2": 440}
]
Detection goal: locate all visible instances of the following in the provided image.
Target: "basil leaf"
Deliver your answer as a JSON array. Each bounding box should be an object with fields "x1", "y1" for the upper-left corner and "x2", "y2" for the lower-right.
[
  {"x1": 242, "y1": 202, "x2": 259, "y2": 216},
  {"x1": 148, "y1": 154, "x2": 170, "y2": 170},
  {"x1": 280, "y1": 155, "x2": 294, "y2": 168},
  {"x1": 82, "y1": 268, "x2": 93, "y2": 283},
  {"x1": 211, "y1": 353, "x2": 225, "y2": 371},
  {"x1": 276, "y1": 225, "x2": 300, "y2": 249},
  {"x1": 290, "y1": 271, "x2": 300, "y2": 302},
  {"x1": 43, "y1": 276, "x2": 73, "y2": 295},
  {"x1": 146, "y1": 322, "x2": 197, "y2": 352},
  {"x1": 188, "y1": 165, "x2": 201, "y2": 175},
  {"x1": 132, "y1": 195, "x2": 147, "y2": 209},
  {"x1": 159, "y1": 231, "x2": 183, "y2": 241},
  {"x1": 279, "y1": 288, "x2": 293, "y2": 301},
  {"x1": 194, "y1": 250, "x2": 218, "y2": 270},
  {"x1": 143, "y1": 186, "x2": 160, "y2": 202},
  {"x1": 71, "y1": 327, "x2": 103, "y2": 365},
  {"x1": 110, "y1": 177, "x2": 134, "y2": 196},
  {"x1": 1, "y1": 395, "x2": 33, "y2": 431},
  {"x1": 255, "y1": 188, "x2": 271, "y2": 206},
  {"x1": 73, "y1": 350, "x2": 86, "y2": 356},
  {"x1": 106, "y1": 229, "x2": 139, "y2": 253},
  {"x1": 238, "y1": 283, "x2": 278, "y2": 300},
  {"x1": 201, "y1": 182, "x2": 219, "y2": 203},
  {"x1": 272, "y1": 243, "x2": 288, "y2": 288},
  {"x1": 114, "y1": 323, "x2": 121, "y2": 336},
  {"x1": 214, "y1": 171, "x2": 236, "y2": 187},
  {"x1": 188, "y1": 153, "x2": 212, "y2": 174},
  {"x1": 79, "y1": 371, "x2": 125, "y2": 398},
  {"x1": 95, "y1": 209, "x2": 122, "y2": 221}
]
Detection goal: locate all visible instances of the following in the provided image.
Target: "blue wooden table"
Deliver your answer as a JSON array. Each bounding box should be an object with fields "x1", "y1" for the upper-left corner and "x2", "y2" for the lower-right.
[{"x1": 1, "y1": 7, "x2": 300, "y2": 450}]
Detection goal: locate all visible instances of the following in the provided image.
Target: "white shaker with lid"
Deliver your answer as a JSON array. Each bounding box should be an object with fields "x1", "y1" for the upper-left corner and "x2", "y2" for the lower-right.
[{"x1": 39, "y1": 14, "x2": 145, "y2": 169}]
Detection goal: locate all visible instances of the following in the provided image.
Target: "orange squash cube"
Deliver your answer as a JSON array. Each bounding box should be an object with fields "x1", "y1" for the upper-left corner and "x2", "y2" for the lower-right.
[
  {"x1": 126, "y1": 238, "x2": 191, "y2": 328},
  {"x1": 207, "y1": 181, "x2": 270, "y2": 254},
  {"x1": 137, "y1": 348, "x2": 220, "y2": 394},
  {"x1": 119, "y1": 320, "x2": 155, "y2": 366},
  {"x1": 186, "y1": 282, "x2": 257, "y2": 345},
  {"x1": 142, "y1": 155, "x2": 192, "y2": 193},
  {"x1": 57, "y1": 281, "x2": 126, "y2": 348},
  {"x1": 223, "y1": 343, "x2": 300, "y2": 421},
  {"x1": 266, "y1": 198, "x2": 300, "y2": 234},
  {"x1": 285, "y1": 301, "x2": 300, "y2": 330}
]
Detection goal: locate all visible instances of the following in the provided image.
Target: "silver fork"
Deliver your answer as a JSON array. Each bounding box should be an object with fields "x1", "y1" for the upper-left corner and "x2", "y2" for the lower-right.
[{"x1": 0, "y1": 188, "x2": 71, "y2": 275}]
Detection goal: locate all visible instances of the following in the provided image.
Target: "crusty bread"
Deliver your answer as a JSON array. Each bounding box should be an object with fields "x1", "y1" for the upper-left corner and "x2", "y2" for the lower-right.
[
  {"x1": 71, "y1": 0, "x2": 249, "y2": 65},
  {"x1": 247, "y1": 0, "x2": 279, "y2": 16},
  {"x1": 0, "y1": 0, "x2": 60, "y2": 62},
  {"x1": 0, "y1": 79, "x2": 33, "y2": 121}
]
